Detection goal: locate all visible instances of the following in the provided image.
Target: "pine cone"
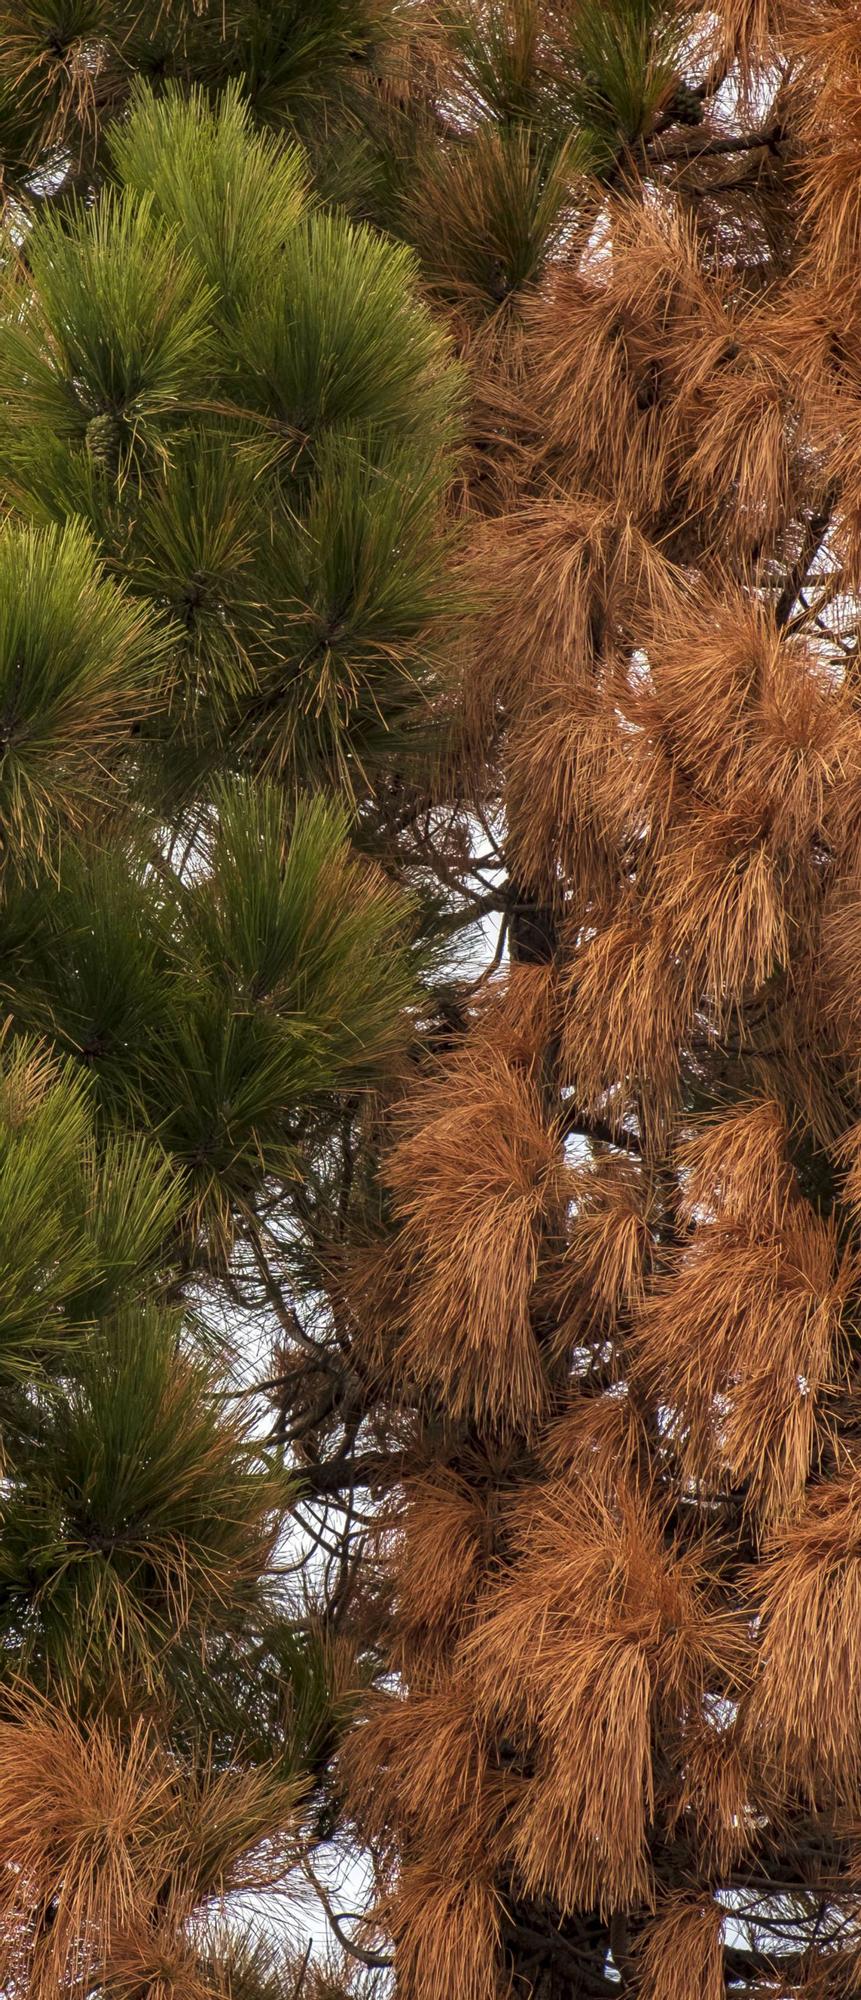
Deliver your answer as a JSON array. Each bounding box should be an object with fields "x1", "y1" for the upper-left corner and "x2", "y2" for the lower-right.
[
  {"x1": 667, "y1": 81, "x2": 705, "y2": 126},
  {"x1": 84, "y1": 410, "x2": 123, "y2": 475}
]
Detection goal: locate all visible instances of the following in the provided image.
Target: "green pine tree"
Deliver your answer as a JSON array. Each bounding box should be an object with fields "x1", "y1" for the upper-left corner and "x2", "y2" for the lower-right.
[{"x1": 0, "y1": 21, "x2": 466, "y2": 1995}]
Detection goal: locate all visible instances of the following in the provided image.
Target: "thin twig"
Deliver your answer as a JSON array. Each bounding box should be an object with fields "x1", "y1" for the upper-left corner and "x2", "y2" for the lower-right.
[
  {"x1": 290, "y1": 1938, "x2": 313, "y2": 1999},
  {"x1": 775, "y1": 494, "x2": 837, "y2": 629},
  {"x1": 302, "y1": 1859, "x2": 393, "y2": 1971}
]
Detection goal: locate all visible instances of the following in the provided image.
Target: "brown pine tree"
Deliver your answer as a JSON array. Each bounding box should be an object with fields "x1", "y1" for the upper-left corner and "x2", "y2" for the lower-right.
[{"x1": 307, "y1": 1, "x2": 861, "y2": 1992}]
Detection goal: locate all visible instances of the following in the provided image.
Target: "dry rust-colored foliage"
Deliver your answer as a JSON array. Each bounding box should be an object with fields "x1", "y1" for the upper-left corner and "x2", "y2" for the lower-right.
[
  {"x1": 384, "y1": 1040, "x2": 567, "y2": 1428},
  {"x1": 334, "y1": 0, "x2": 861, "y2": 1990},
  {"x1": 447, "y1": 1474, "x2": 749, "y2": 1915},
  {"x1": 635, "y1": 1893, "x2": 725, "y2": 2000},
  {"x1": 635, "y1": 1202, "x2": 854, "y2": 1522},
  {"x1": 0, "y1": 1699, "x2": 302, "y2": 1997},
  {"x1": 389, "y1": 1862, "x2": 503, "y2": 2000},
  {"x1": 746, "y1": 1472, "x2": 861, "y2": 1805}
]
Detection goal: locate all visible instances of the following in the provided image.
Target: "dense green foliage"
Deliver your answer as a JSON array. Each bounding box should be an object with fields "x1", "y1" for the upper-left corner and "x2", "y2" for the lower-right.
[{"x1": 0, "y1": 17, "x2": 466, "y2": 1992}]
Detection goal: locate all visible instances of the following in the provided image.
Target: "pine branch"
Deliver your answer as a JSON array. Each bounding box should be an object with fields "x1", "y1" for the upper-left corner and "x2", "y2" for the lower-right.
[
  {"x1": 648, "y1": 123, "x2": 786, "y2": 163},
  {"x1": 294, "y1": 1450, "x2": 408, "y2": 1497},
  {"x1": 723, "y1": 1945, "x2": 815, "y2": 1982},
  {"x1": 775, "y1": 493, "x2": 838, "y2": 629}
]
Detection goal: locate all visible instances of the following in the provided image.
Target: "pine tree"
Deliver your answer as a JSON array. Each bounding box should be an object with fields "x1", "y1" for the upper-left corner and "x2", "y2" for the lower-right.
[
  {"x1": 291, "y1": 2, "x2": 861, "y2": 1995},
  {"x1": 0, "y1": 13, "x2": 463, "y2": 1996}
]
